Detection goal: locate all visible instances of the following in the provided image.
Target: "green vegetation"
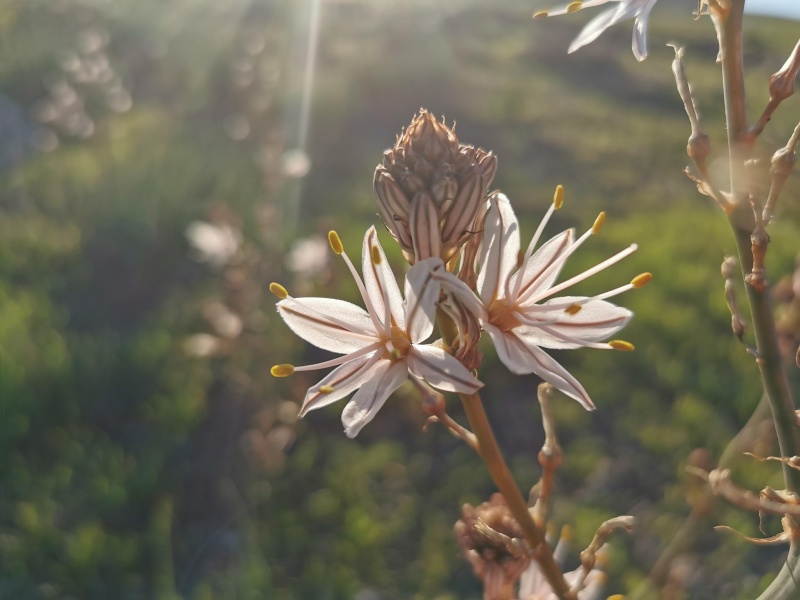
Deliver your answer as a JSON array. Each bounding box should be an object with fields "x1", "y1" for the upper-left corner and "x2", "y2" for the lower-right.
[{"x1": 0, "y1": 0, "x2": 798, "y2": 598}]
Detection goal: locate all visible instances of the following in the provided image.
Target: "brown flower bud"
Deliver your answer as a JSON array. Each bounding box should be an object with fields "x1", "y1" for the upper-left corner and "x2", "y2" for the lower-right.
[
  {"x1": 374, "y1": 109, "x2": 496, "y2": 264},
  {"x1": 455, "y1": 494, "x2": 530, "y2": 598}
]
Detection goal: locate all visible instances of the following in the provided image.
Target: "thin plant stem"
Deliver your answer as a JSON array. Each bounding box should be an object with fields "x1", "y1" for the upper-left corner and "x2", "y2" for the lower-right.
[
  {"x1": 436, "y1": 309, "x2": 574, "y2": 600},
  {"x1": 714, "y1": 0, "x2": 800, "y2": 494},
  {"x1": 713, "y1": 3, "x2": 800, "y2": 597}
]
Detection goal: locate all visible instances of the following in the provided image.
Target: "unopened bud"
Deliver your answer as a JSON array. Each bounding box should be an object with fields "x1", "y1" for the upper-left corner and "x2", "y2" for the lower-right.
[
  {"x1": 374, "y1": 109, "x2": 494, "y2": 264},
  {"x1": 769, "y1": 40, "x2": 800, "y2": 102},
  {"x1": 687, "y1": 131, "x2": 711, "y2": 162}
]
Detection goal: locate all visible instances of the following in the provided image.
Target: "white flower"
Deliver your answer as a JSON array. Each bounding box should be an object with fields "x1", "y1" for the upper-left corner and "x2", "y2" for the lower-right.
[
  {"x1": 518, "y1": 558, "x2": 605, "y2": 600},
  {"x1": 537, "y1": 0, "x2": 659, "y2": 62},
  {"x1": 185, "y1": 221, "x2": 241, "y2": 268},
  {"x1": 271, "y1": 226, "x2": 482, "y2": 437},
  {"x1": 476, "y1": 192, "x2": 646, "y2": 409}
]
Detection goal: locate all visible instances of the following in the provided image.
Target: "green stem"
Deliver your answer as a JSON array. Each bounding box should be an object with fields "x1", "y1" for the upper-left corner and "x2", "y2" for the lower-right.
[
  {"x1": 729, "y1": 219, "x2": 800, "y2": 492},
  {"x1": 436, "y1": 309, "x2": 574, "y2": 600},
  {"x1": 714, "y1": 0, "x2": 800, "y2": 494},
  {"x1": 756, "y1": 543, "x2": 800, "y2": 600}
]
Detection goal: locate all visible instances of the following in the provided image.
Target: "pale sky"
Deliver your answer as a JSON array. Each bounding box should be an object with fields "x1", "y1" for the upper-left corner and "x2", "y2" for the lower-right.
[{"x1": 745, "y1": 0, "x2": 800, "y2": 20}]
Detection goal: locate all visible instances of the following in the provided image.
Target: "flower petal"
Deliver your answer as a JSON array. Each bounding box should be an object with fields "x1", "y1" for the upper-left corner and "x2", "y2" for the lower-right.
[
  {"x1": 407, "y1": 344, "x2": 483, "y2": 394},
  {"x1": 631, "y1": 0, "x2": 657, "y2": 61},
  {"x1": 409, "y1": 191, "x2": 442, "y2": 262},
  {"x1": 484, "y1": 324, "x2": 595, "y2": 410},
  {"x1": 278, "y1": 297, "x2": 377, "y2": 354},
  {"x1": 510, "y1": 229, "x2": 574, "y2": 305},
  {"x1": 518, "y1": 297, "x2": 632, "y2": 349},
  {"x1": 434, "y1": 266, "x2": 488, "y2": 323},
  {"x1": 568, "y1": 0, "x2": 651, "y2": 55},
  {"x1": 299, "y1": 352, "x2": 382, "y2": 416},
  {"x1": 404, "y1": 258, "x2": 443, "y2": 343},
  {"x1": 341, "y1": 359, "x2": 408, "y2": 437},
  {"x1": 477, "y1": 193, "x2": 520, "y2": 305},
  {"x1": 362, "y1": 226, "x2": 405, "y2": 330}
]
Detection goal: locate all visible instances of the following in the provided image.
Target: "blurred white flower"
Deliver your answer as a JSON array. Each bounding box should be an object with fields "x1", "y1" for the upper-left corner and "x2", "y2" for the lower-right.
[
  {"x1": 185, "y1": 221, "x2": 241, "y2": 268},
  {"x1": 182, "y1": 333, "x2": 224, "y2": 357},
  {"x1": 518, "y1": 558, "x2": 605, "y2": 600},
  {"x1": 536, "y1": 0, "x2": 659, "y2": 61},
  {"x1": 285, "y1": 235, "x2": 329, "y2": 278}
]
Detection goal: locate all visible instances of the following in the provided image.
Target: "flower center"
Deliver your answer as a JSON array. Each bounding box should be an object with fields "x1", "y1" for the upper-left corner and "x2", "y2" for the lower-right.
[
  {"x1": 487, "y1": 298, "x2": 521, "y2": 332},
  {"x1": 384, "y1": 325, "x2": 412, "y2": 360}
]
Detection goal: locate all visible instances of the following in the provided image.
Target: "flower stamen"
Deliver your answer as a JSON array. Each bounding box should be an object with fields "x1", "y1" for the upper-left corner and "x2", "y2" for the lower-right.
[
  {"x1": 609, "y1": 340, "x2": 635, "y2": 351},
  {"x1": 270, "y1": 282, "x2": 288, "y2": 299},
  {"x1": 271, "y1": 364, "x2": 295, "y2": 377}
]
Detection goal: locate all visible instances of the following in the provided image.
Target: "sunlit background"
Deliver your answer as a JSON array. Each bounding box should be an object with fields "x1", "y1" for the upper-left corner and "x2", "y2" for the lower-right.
[{"x1": 1, "y1": 1, "x2": 799, "y2": 598}]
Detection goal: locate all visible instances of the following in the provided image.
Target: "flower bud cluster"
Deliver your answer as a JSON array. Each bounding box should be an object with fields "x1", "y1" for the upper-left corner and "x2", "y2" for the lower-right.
[{"x1": 374, "y1": 109, "x2": 497, "y2": 264}]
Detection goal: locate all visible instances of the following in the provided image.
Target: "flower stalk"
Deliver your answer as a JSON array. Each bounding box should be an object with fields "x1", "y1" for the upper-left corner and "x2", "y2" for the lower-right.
[
  {"x1": 710, "y1": 2, "x2": 800, "y2": 596},
  {"x1": 437, "y1": 308, "x2": 574, "y2": 600}
]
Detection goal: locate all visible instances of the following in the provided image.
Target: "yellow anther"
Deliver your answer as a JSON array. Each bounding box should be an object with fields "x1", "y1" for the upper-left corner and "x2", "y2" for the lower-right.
[
  {"x1": 269, "y1": 282, "x2": 288, "y2": 299},
  {"x1": 609, "y1": 340, "x2": 635, "y2": 352},
  {"x1": 371, "y1": 245, "x2": 382, "y2": 265},
  {"x1": 318, "y1": 385, "x2": 334, "y2": 394},
  {"x1": 564, "y1": 303, "x2": 582, "y2": 315},
  {"x1": 631, "y1": 272, "x2": 653, "y2": 288},
  {"x1": 553, "y1": 184, "x2": 564, "y2": 209},
  {"x1": 328, "y1": 230, "x2": 344, "y2": 255},
  {"x1": 567, "y1": 1, "x2": 583, "y2": 13},
  {"x1": 607, "y1": 596, "x2": 624, "y2": 600},
  {"x1": 532, "y1": 10, "x2": 548, "y2": 19},
  {"x1": 560, "y1": 524, "x2": 574, "y2": 541},
  {"x1": 592, "y1": 211, "x2": 606, "y2": 234},
  {"x1": 270, "y1": 364, "x2": 295, "y2": 377}
]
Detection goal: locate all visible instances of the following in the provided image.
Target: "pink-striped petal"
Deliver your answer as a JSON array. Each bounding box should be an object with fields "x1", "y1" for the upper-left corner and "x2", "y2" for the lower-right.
[
  {"x1": 409, "y1": 191, "x2": 442, "y2": 262},
  {"x1": 299, "y1": 352, "x2": 382, "y2": 416},
  {"x1": 403, "y1": 258, "x2": 443, "y2": 343},
  {"x1": 484, "y1": 324, "x2": 595, "y2": 410},
  {"x1": 362, "y1": 226, "x2": 405, "y2": 331},
  {"x1": 510, "y1": 229, "x2": 574, "y2": 304},
  {"x1": 477, "y1": 193, "x2": 520, "y2": 305},
  {"x1": 517, "y1": 297, "x2": 632, "y2": 349},
  {"x1": 341, "y1": 359, "x2": 408, "y2": 437},
  {"x1": 407, "y1": 344, "x2": 483, "y2": 394},
  {"x1": 278, "y1": 297, "x2": 377, "y2": 354}
]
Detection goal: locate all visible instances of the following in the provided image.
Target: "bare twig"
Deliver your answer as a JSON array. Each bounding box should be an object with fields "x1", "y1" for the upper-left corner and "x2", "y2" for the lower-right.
[{"x1": 532, "y1": 383, "x2": 563, "y2": 527}]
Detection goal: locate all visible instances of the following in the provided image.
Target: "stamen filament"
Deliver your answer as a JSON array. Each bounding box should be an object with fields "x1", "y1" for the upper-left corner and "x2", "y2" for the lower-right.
[
  {"x1": 510, "y1": 202, "x2": 558, "y2": 301},
  {"x1": 338, "y1": 249, "x2": 384, "y2": 333},
  {"x1": 516, "y1": 224, "x2": 596, "y2": 304},
  {"x1": 292, "y1": 343, "x2": 382, "y2": 372},
  {"x1": 537, "y1": 324, "x2": 618, "y2": 349},
  {"x1": 517, "y1": 282, "x2": 636, "y2": 313},
  {"x1": 528, "y1": 244, "x2": 638, "y2": 304}
]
